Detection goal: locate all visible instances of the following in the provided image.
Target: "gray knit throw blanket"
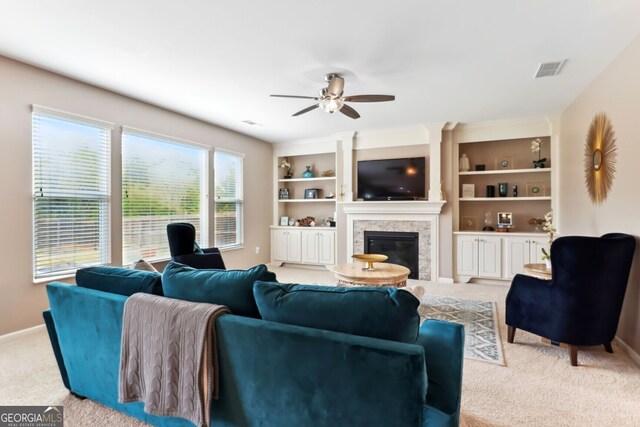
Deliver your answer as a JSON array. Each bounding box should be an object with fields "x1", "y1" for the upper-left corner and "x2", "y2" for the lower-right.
[{"x1": 119, "y1": 293, "x2": 230, "y2": 427}]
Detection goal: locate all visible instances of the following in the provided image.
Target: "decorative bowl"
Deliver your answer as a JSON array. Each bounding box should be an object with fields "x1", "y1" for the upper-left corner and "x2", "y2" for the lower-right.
[{"x1": 351, "y1": 254, "x2": 388, "y2": 271}]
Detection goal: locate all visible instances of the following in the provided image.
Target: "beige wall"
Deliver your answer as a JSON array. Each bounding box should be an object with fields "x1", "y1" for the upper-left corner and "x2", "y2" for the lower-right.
[
  {"x1": 559, "y1": 34, "x2": 640, "y2": 354},
  {"x1": 0, "y1": 56, "x2": 273, "y2": 335}
]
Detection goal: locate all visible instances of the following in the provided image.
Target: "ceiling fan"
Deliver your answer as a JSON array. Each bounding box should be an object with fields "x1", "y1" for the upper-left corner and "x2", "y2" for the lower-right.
[{"x1": 270, "y1": 73, "x2": 395, "y2": 119}]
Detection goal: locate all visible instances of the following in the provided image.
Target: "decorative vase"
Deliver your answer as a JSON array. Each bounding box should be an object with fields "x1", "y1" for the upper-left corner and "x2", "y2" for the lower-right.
[
  {"x1": 498, "y1": 182, "x2": 508, "y2": 197},
  {"x1": 534, "y1": 161, "x2": 545, "y2": 169},
  {"x1": 302, "y1": 166, "x2": 314, "y2": 178},
  {"x1": 545, "y1": 259, "x2": 551, "y2": 269},
  {"x1": 459, "y1": 154, "x2": 470, "y2": 172}
]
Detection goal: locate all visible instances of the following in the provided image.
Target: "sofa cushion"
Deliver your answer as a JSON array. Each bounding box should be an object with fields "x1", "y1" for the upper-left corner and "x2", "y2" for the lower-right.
[
  {"x1": 162, "y1": 262, "x2": 276, "y2": 318},
  {"x1": 253, "y1": 281, "x2": 420, "y2": 343},
  {"x1": 75, "y1": 266, "x2": 163, "y2": 296}
]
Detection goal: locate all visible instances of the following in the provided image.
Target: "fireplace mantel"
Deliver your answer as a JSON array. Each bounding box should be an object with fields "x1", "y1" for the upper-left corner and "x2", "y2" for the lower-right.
[{"x1": 340, "y1": 200, "x2": 445, "y2": 215}]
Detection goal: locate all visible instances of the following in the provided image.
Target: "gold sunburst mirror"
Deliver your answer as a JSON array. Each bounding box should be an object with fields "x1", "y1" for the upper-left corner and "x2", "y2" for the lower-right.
[{"x1": 584, "y1": 113, "x2": 617, "y2": 204}]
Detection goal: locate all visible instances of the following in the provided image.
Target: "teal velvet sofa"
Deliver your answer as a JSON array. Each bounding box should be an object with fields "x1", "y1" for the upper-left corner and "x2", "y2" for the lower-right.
[{"x1": 45, "y1": 282, "x2": 464, "y2": 426}]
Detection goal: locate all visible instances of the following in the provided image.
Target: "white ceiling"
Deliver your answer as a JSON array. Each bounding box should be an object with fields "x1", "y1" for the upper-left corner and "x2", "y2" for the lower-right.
[{"x1": 1, "y1": 1, "x2": 639, "y2": 143}]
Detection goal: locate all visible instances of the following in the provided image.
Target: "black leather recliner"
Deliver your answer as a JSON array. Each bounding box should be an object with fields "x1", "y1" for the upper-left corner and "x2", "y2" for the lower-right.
[
  {"x1": 506, "y1": 233, "x2": 636, "y2": 366},
  {"x1": 166, "y1": 223, "x2": 226, "y2": 269}
]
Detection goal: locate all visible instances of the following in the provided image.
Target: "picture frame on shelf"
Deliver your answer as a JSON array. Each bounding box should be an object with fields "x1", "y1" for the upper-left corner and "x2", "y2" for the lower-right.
[
  {"x1": 304, "y1": 188, "x2": 319, "y2": 199},
  {"x1": 497, "y1": 212, "x2": 513, "y2": 227},
  {"x1": 278, "y1": 188, "x2": 289, "y2": 200},
  {"x1": 495, "y1": 155, "x2": 514, "y2": 170},
  {"x1": 526, "y1": 182, "x2": 546, "y2": 197},
  {"x1": 288, "y1": 217, "x2": 296, "y2": 226},
  {"x1": 461, "y1": 216, "x2": 478, "y2": 231},
  {"x1": 280, "y1": 216, "x2": 289, "y2": 226},
  {"x1": 462, "y1": 184, "x2": 475, "y2": 198}
]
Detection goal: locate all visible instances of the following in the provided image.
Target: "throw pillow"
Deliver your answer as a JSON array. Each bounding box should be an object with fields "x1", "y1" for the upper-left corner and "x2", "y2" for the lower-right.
[
  {"x1": 130, "y1": 259, "x2": 158, "y2": 272},
  {"x1": 253, "y1": 281, "x2": 420, "y2": 343},
  {"x1": 162, "y1": 262, "x2": 277, "y2": 318},
  {"x1": 76, "y1": 266, "x2": 163, "y2": 296}
]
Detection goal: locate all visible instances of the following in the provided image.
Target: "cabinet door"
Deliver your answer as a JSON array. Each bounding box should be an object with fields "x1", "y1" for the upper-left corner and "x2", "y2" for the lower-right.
[
  {"x1": 456, "y1": 235, "x2": 478, "y2": 276},
  {"x1": 301, "y1": 231, "x2": 319, "y2": 264},
  {"x1": 318, "y1": 231, "x2": 336, "y2": 265},
  {"x1": 529, "y1": 238, "x2": 550, "y2": 264},
  {"x1": 505, "y1": 237, "x2": 529, "y2": 279},
  {"x1": 478, "y1": 236, "x2": 502, "y2": 278},
  {"x1": 272, "y1": 230, "x2": 288, "y2": 261},
  {"x1": 286, "y1": 230, "x2": 302, "y2": 262}
]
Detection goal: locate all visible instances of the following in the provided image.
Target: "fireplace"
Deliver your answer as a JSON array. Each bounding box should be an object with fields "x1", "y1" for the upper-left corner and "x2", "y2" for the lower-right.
[{"x1": 364, "y1": 231, "x2": 419, "y2": 279}]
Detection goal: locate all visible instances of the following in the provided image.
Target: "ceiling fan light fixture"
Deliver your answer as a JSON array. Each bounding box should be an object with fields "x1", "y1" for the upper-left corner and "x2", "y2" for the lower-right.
[{"x1": 318, "y1": 97, "x2": 344, "y2": 113}]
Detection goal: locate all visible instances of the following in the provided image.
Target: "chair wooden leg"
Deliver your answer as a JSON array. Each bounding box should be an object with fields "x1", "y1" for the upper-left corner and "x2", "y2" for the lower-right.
[
  {"x1": 569, "y1": 345, "x2": 578, "y2": 366},
  {"x1": 604, "y1": 342, "x2": 613, "y2": 353},
  {"x1": 507, "y1": 325, "x2": 516, "y2": 343}
]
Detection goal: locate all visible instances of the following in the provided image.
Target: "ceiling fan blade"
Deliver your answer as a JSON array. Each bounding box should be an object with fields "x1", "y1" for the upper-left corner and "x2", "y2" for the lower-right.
[
  {"x1": 342, "y1": 95, "x2": 395, "y2": 102},
  {"x1": 339, "y1": 104, "x2": 360, "y2": 119},
  {"x1": 326, "y1": 74, "x2": 344, "y2": 97},
  {"x1": 271, "y1": 95, "x2": 317, "y2": 99},
  {"x1": 292, "y1": 104, "x2": 319, "y2": 117}
]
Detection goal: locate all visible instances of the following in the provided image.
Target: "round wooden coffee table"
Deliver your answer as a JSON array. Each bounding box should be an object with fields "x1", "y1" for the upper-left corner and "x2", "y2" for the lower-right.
[{"x1": 330, "y1": 262, "x2": 410, "y2": 288}]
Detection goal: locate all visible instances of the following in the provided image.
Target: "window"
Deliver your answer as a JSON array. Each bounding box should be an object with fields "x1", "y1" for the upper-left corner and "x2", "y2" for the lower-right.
[
  {"x1": 214, "y1": 150, "x2": 244, "y2": 248},
  {"x1": 122, "y1": 128, "x2": 209, "y2": 264},
  {"x1": 32, "y1": 106, "x2": 112, "y2": 279}
]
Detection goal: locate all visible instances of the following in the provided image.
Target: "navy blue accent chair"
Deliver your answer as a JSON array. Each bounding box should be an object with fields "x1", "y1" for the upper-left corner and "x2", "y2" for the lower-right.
[
  {"x1": 506, "y1": 233, "x2": 636, "y2": 366},
  {"x1": 166, "y1": 223, "x2": 226, "y2": 270}
]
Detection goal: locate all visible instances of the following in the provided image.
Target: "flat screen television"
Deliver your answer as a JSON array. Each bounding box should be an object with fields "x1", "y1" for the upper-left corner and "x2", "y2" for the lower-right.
[{"x1": 357, "y1": 157, "x2": 426, "y2": 201}]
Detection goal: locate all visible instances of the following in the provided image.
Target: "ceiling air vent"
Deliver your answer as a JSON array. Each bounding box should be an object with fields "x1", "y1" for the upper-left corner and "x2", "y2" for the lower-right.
[{"x1": 534, "y1": 60, "x2": 567, "y2": 78}]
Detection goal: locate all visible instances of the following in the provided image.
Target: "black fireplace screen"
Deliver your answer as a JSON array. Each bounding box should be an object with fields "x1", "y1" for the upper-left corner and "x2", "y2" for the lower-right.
[{"x1": 364, "y1": 231, "x2": 419, "y2": 279}]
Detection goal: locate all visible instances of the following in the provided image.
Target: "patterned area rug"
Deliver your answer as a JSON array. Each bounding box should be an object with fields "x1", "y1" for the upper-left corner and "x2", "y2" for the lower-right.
[{"x1": 418, "y1": 295, "x2": 504, "y2": 366}]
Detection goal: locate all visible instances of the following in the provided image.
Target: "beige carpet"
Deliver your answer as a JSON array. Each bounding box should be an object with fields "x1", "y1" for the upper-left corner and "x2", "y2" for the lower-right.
[{"x1": 1, "y1": 265, "x2": 640, "y2": 426}]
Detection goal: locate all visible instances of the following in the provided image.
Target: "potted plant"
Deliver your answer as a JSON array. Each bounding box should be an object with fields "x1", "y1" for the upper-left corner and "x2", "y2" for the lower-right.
[
  {"x1": 531, "y1": 138, "x2": 547, "y2": 168},
  {"x1": 279, "y1": 158, "x2": 293, "y2": 179}
]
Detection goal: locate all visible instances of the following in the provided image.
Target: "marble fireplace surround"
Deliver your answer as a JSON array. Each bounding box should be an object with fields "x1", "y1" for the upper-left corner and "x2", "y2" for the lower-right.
[{"x1": 342, "y1": 201, "x2": 445, "y2": 282}]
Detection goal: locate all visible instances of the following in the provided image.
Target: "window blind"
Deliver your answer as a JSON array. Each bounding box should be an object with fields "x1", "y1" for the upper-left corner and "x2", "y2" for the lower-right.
[
  {"x1": 32, "y1": 107, "x2": 112, "y2": 279},
  {"x1": 214, "y1": 150, "x2": 243, "y2": 248},
  {"x1": 122, "y1": 129, "x2": 209, "y2": 264}
]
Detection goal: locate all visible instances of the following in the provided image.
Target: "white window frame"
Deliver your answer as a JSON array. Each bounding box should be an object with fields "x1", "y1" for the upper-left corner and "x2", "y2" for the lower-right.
[
  {"x1": 121, "y1": 126, "x2": 210, "y2": 264},
  {"x1": 32, "y1": 105, "x2": 113, "y2": 281},
  {"x1": 214, "y1": 148, "x2": 244, "y2": 250}
]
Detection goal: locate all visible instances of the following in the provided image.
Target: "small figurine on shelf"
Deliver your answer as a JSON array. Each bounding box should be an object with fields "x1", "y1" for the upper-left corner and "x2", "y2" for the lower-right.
[{"x1": 280, "y1": 158, "x2": 293, "y2": 179}]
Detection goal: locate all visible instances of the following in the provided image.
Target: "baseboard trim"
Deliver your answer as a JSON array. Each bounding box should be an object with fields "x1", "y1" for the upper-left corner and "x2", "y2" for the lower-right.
[
  {"x1": 614, "y1": 336, "x2": 640, "y2": 367},
  {"x1": 0, "y1": 324, "x2": 46, "y2": 345}
]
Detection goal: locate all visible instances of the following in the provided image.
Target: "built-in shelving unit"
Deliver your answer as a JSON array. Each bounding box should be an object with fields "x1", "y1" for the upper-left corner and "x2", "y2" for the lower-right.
[
  {"x1": 278, "y1": 177, "x2": 336, "y2": 183},
  {"x1": 455, "y1": 136, "x2": 553, "y2": 233},
  {"x1": 460, "y1": 197, "x2": 552, "y2": 202},
  {"x1": 459, "y1": 168, "x2": 552, "y2": 176},
  {"x1": 278, "y1": 199, "x2": 337, "y2": 203}
]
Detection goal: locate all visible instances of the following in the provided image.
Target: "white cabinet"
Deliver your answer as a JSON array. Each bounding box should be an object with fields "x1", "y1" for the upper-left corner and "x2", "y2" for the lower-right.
[
  {"x1": 456, "y1": 235, "x2": 479, "y2": 277},
  {"x1": 301, "y1": 230, "x2": 335, "y2": 265},
  {"x1": 456, "y1": 235, "x2": 501, "y2": 279},
  {"x1": 272, "y1": 227, "x2": 335, "y2": 266},
  {"x1": 272, "y1": 229, "x2": 301, "y2": 262},
  {"x1": 505, "y1": 237, "x2": 549, "y2": 279},
  {"x1": 455, "y1": 233, "x2": 547, "y2": 282},
  {"x1": 478, "y1": 237, "x2": 502, "y2": 278}
]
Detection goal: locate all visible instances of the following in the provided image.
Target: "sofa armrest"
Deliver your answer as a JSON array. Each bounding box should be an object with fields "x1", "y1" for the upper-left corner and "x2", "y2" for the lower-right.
[
  {"x1": 43, "y1": 309, "x2": 71, "y2": 390},
  {"x1": 416, "y1": 319, "x2": 464, "y2": 418}
]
